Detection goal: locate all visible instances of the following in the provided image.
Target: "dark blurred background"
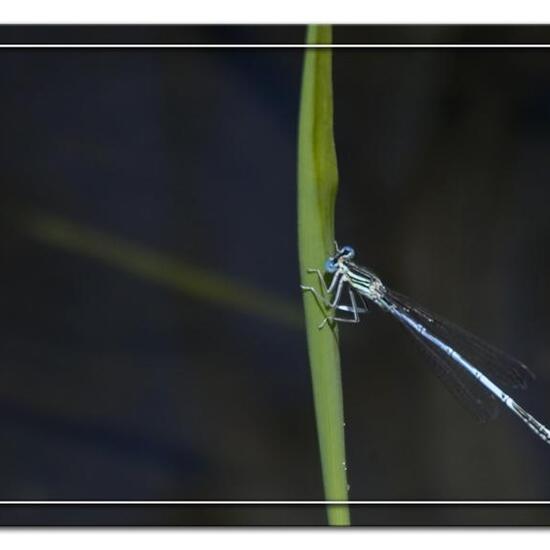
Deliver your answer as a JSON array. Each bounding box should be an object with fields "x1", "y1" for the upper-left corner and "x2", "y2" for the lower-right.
[{"x1": 1, "y1": 25, "x2": 550, "y2": 525}]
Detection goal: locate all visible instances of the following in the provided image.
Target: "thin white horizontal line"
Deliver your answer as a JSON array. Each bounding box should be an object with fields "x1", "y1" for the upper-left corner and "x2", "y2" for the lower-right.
[
  {"x1": 0, "y1": 501, "x2": 547, "y2": 504},
  {"x1": 0, "y1": 44, "x2": 549, "y2": 48}
]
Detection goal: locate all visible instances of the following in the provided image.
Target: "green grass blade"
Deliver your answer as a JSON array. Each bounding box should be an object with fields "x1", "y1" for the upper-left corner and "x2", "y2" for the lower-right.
[
  {"x1": 19, "y1": 211, "x2": 303, "y2": 329},
  {"x1": 297, "y1": 25, "x2": 350, "y2": 526}
]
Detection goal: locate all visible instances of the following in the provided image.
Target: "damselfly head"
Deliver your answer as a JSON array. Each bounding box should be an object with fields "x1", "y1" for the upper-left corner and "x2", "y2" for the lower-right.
[
  {"x1": 324, "y1": 258, "x2": 338, "y2": 273},
  {"x1": 339, "y1": 245, "x2": 355, "y2": 260},
  {"x1": 325, "y1": 244, "x2": 356, "y2": 273}
]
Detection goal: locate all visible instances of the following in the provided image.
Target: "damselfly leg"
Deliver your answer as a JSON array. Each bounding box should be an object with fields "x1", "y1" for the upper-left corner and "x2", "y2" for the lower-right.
[
  {"x1": 305, "y1": 268, "x2": 341, "y2": 296},
  {"x1": 318, "y1": 288, "x2": 366, "y2": 329},
  {"x1": 301, "y1": 269, "x2": 368, "y2": 328}
]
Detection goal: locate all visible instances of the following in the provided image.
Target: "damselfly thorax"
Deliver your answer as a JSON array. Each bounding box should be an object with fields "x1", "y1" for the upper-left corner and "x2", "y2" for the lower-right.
[{"x1": 339, "y1": 262, "x2": 387, "y2": 307}]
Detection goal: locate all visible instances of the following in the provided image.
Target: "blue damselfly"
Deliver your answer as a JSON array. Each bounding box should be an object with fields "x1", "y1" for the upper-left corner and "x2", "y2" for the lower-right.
[{"x1": 301, "y1": 244, "x2": 550, "y2": 445}]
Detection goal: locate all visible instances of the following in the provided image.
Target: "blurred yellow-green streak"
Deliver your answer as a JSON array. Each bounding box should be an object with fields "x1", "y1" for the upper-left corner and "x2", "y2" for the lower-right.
[
  {"x1": 21, "y1": 212, "x2": 302, "y2": 329},
  {"x1": 297, "y1": 25, "x2": 350, "y2": 525}
]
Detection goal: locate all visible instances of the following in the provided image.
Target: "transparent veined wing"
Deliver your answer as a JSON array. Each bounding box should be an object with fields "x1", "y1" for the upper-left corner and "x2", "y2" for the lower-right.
[{"x1": 385, "y1": 289, "x2": 534, "y2": 422}]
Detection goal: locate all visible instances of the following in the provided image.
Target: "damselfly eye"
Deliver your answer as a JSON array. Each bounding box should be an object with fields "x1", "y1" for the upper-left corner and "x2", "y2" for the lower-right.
[
  {"x1": 341, "y1": 245, "x2": 355, "y2": 259},
  {"x1": 324, "y1": 259, "x2": 337, "y2": 273}
]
